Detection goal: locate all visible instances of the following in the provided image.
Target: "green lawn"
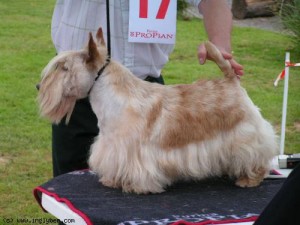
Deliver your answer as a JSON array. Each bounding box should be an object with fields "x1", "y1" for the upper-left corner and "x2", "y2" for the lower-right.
[{"x1": 0, "y1": 0, "x2": 299, "y2": 220}]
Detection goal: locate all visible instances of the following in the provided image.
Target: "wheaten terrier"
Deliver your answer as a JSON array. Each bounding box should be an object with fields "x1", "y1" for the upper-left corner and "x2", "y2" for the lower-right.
[{"x1": 38, "y1": 28, "x2": 277, "y2": 194}]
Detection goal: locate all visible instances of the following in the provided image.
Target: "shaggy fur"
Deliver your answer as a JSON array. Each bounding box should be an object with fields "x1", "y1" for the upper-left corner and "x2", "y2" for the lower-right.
[{"x1": 38, "y1": 28, "x2": 277, "y2": 194}]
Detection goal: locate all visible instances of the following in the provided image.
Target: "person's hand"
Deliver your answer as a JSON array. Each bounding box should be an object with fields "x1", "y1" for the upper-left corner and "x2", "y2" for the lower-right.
[{"x1": 197, "y1": 43, "x2": 244, "y2": 77}]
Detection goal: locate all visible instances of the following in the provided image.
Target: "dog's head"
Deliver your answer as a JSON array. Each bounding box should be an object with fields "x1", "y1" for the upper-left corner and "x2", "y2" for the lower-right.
[{"x1": 37, "y1": 28, "x2": 107, "y2": 124}]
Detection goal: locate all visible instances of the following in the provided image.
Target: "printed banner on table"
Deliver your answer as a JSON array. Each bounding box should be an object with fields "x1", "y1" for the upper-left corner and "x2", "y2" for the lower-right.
[{"x1": 128, "y1": 0, "x2": 177, "y2": 44}]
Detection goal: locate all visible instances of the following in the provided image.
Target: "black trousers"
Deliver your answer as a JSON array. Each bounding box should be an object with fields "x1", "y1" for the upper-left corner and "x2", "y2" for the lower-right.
[
  {"x1": 254, "y1": 164, "x2": 300, "y2": 225},
  {"x1": 52, "y1": 75, "x2": 164, "y2": 177}
]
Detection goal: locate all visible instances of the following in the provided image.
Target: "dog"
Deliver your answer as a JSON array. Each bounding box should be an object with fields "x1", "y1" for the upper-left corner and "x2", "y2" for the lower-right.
[{"x1": 38, "y1": 28, "x2": 277, "y2": 194}]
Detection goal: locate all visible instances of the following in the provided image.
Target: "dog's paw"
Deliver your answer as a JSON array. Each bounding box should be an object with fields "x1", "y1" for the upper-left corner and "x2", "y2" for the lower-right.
[
  {"x1": 235, "y1": 167, "x2": 267, "y2": 188},
  {"x1": 100, "y1": 177, "x2": 165, "y2": 194},
  {"x1": 235, "y1": 176, "x2": 263, "y2": 188},
  {"x1": 122, "y1": 183, "x2": 166, "y2": 194},
  {"x1": 100, "y1": 177, "x2": 120, "y2": 189}
]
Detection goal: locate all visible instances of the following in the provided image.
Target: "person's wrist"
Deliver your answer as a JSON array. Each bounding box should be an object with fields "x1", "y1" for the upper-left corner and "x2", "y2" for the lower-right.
[{"x1": 209, "y1": 38, "x2": 231, "y2": 54}]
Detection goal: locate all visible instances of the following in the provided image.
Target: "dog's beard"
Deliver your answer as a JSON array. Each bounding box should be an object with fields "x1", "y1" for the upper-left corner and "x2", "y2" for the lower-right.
[
  {"x1": 38, "y1": 74, "x2": 77, "y2": 124},
  {"x1": 39, "y1": 93, "x2": 77, "y2": 124}
]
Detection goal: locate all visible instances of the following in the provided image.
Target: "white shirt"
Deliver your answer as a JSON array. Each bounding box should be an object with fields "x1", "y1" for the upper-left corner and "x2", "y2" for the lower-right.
[{"x1": 51, "y1": 0, "x2": 201, "y2": 79}]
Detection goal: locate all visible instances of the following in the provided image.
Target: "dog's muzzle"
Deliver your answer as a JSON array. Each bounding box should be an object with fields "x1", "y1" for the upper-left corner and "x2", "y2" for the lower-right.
[{"x1": 36, "y1": 83, "x2": 40, "y2": 91}]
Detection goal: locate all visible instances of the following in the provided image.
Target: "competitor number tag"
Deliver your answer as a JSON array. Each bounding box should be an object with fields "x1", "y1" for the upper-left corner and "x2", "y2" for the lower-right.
[{"x1": 128, "y1": 0, "x2": 177, "y2": 44}]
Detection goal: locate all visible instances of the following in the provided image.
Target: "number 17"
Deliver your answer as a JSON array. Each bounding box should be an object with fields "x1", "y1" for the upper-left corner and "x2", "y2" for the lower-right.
[{"x1": 139, "y1": 0, "x2": 171, "y2": 19}]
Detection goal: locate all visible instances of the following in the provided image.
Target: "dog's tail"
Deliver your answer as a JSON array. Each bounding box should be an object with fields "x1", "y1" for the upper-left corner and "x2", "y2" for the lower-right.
[{"x1": 204, "y1": 41, "x2": 236, "y2": 78}]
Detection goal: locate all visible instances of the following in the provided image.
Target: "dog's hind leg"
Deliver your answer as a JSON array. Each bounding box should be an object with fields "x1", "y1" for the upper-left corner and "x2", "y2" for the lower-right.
[{"x1": 228, "y1": 121, "x2": 276, "y2": 188}]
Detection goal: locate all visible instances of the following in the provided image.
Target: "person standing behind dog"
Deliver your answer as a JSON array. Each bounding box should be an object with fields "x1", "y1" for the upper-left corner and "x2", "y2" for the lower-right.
[{"x1": 50, "y1": 0, "x2": 244, "y2": 177}]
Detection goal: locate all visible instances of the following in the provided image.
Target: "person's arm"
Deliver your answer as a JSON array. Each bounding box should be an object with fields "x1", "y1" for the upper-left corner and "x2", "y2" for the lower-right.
[{"x1": 198, "y1": 0, "x2": 243, "y2": 76}]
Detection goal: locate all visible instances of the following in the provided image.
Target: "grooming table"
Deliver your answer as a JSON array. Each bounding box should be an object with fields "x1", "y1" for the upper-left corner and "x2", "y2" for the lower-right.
[{"x1": 34, "y1": 168, "x2": 288, "y2": 225}]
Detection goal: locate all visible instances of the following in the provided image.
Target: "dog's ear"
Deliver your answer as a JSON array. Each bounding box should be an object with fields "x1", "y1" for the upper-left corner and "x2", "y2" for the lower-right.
[
  {"x1": 86, "y1": 33, "x2": 100, "y2": 64},
  {"x1": 96, "y1": 27, "x2": 106, "y2": 46}
]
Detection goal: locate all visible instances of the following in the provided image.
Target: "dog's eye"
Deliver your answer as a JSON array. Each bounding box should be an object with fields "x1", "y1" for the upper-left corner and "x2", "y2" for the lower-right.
[{"x1": 62, "y1": 65, "x2": 68, "y2": 71}]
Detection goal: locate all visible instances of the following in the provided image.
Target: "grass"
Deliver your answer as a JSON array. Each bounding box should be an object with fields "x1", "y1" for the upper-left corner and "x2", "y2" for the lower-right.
[
  {"x1": 280, "y1": 0, "x2": 300, "y2": 54},
  {"x1": 0, "y1": 0, "x2": 299, "y2": 221},
  {"x1": 0, "y1": 0, "x2": 56, "y2": 220}
]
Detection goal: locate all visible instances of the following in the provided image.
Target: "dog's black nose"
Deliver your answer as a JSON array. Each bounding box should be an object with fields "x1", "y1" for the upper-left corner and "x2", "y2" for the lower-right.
[{"x1": 36, "y1": 83, "x2": 40, "y2": 91}]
